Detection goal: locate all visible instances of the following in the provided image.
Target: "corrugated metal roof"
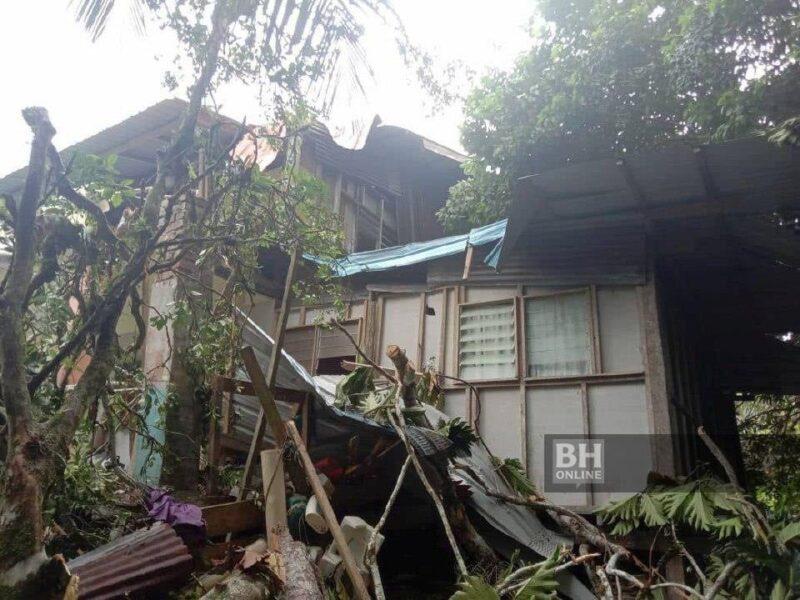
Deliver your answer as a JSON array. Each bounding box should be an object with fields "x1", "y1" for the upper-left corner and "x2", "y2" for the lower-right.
[
  {"x1": 66, "y1": 522, "x2": 192, "y2": 599},
  {"x1": 0, "y1": 99, "x2": 242, "y2": 195},
  {"x1": 303, "y1": 120, "x2": 464, "y2": 196},
  {"x1": 500, "y1": 137, "x2": 800, "y2": 267}
]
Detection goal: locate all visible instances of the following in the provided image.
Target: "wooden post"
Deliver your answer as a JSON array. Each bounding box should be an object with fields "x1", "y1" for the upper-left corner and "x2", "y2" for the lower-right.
[
  {"x1": 261, "y1": 449, "x2": 287, "y2": 550},
  {"x1": 417, "y1": 293, "x2": 426, "y2": 367},
  {"x1": 236, "y1": 246, "x2": 300, "y2": 500},
  {"x1": 376, "y1": 196, "x2": 385, "y2": 250},
  {"x1": 462, "y1": 244, "x2": 475, "y2": 280},
  {"x1": 332, "y1": 173, "x2": 343, "y2": 217},
  {"x1": 286, "y1": 422, "x2": 371, "y2": 600}
]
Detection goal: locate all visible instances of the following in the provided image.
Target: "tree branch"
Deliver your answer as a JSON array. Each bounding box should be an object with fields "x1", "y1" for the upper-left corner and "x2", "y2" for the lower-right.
[
  {"x1": 697, "y1": 426, "x2": 740, "y2": 489},
  {"x1": 46, "y1": 145, "x2": 130, "y2": 256},
  {"x1": 0, "y1": 107, "x2": 56, "y2": 442},
  {"x1": 23, "y1": 219, "x2": 81, "y2": 308}
]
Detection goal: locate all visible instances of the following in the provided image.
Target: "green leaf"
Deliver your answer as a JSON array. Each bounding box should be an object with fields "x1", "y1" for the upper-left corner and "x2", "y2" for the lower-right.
[
  {"x1": 640, "y1": 493, "x2": 667, "y2": 527},
  {"x1": 686, "y1": 489, "x2": 715, "y2": 531},
  {"x1": 770, "y1": 579, "x2": 788, "y2": 600},
  {"x1": 715, "y1": 517, "x2": 743, "y2": 539},
  {"x1": 777, "y1": 521, "x2": 800, "y2": 545},
  {"x1": 492, "y1": 457, "x2": 539, "y2": 498},
  {"x1": 514, "y1": 548, "x2": 560, "y2": 599},
  {"x1": 335, "y1": 366, "x2": 374, "y2": 409},
  {"x1": 660, "y1": 483, "x2": 693, "y2": 519},
  {"x1": 438, "y1": 418, "x2": 478, "y2": 457},
  {"x1": 450, "y1": 576, "x2": 500, "y2": 600}
]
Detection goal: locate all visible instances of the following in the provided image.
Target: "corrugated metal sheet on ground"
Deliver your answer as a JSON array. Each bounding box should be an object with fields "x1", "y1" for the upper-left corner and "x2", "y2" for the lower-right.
[{"x1": 67, "y1": 522, "x2": 192, "y2": 599}]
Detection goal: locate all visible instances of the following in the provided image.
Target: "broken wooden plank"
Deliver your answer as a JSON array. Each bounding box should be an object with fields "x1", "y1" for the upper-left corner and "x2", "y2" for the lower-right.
[
  {"x1": 203, "y1": 500, "x2": 263, "y2": 538},
  {"x1": 462, "y1": 243, "x2": 475, "y2": 280},
  {"x1": 286, "y1": 421, "x2": 371, "y2": 600}
]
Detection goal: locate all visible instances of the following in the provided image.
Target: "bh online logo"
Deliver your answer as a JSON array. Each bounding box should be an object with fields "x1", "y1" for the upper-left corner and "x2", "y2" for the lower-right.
[{"x1": 551, "y1": 439, "x2": 604, "y2": 484}]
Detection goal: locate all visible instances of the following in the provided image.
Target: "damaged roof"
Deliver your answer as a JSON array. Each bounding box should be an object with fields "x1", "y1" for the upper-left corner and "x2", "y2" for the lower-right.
[{"x1": 306, "y1": 218, "x2": 507, "y2": 277}]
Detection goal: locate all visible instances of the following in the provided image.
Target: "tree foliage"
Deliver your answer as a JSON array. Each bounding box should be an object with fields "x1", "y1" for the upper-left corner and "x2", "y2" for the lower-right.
[
  {"x1": 596, "y1": 474, "x2": 800, "y2": 599},
  {"x1": 737, "y1": 394, "x2": 800, "y2": 517},
  {"x1": 0, "y1": 0, "x2": 422, "y2": 585},
  {"x1": 439, "y1": 0, "x2": 800, "y2": 232}
]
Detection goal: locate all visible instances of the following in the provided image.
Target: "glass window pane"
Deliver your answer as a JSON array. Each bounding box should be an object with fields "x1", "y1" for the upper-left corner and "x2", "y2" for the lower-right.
[
  {"x1": 459, "y1": 302, "x2": 516, "y2": 380},
  {"x1": 525, "y1": 292, "x2": 591, "y2": 378}
]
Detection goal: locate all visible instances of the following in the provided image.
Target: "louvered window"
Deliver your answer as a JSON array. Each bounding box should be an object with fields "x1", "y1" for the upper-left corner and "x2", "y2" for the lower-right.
[
  {"x1": 459, "y1": 302, "x2": 516, "y2": 380},
  {"x1": 525, "y1": 292, "x2": 591, "y2": 378}
]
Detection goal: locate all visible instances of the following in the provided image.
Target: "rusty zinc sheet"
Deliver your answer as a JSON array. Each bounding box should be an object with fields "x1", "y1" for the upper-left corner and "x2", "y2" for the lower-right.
[{"x1": 66, "y1": 522, "x2": 193, "y2": 599}]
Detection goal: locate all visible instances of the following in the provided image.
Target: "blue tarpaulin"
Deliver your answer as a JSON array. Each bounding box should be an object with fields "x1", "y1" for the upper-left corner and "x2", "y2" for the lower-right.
[{"x1": 307, "y1": 218, "x2": 507, "y2": 277}]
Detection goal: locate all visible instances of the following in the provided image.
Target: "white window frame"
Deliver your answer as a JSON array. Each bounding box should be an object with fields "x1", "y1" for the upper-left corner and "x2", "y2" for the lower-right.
[{"x1": 521, "y1": 288, "x2": 598, "y2": 381}]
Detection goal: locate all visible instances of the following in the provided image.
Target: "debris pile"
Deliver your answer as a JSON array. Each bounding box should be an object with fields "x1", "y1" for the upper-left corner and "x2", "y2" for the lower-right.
[{"x1": 57, "y1": 324, "x2": 596, "y2": 599}]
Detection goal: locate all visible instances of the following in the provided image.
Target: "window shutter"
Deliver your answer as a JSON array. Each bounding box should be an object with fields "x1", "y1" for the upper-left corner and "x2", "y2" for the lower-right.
[{"x1": 459, "y1": 302, "x2": 516, "y2": 380}]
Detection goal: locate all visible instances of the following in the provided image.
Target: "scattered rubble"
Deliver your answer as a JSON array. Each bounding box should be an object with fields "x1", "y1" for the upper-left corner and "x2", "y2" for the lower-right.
[{"x1": 56, "y1": 318, "x2": 595, "y2": 599}]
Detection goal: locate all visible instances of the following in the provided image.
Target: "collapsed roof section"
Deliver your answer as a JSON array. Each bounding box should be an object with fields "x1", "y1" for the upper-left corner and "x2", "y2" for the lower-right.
[{"x1": 236, "y1": 314, "x2": 595, "y2": 599}]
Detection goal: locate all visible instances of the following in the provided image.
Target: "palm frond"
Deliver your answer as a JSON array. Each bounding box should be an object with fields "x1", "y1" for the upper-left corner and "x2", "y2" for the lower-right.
[{"x1": 70, "y1": 0, "x2": 147, "y2": 41}]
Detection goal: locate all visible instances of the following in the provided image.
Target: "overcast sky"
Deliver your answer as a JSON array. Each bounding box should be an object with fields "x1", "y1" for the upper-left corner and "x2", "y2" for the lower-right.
[{"x1": 0, "y1": 1, "x2": 536, "y2": 176}]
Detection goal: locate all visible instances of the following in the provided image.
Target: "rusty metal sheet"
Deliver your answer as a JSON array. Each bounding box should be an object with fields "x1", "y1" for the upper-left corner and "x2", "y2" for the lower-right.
[{"x1": 67, "y1": 522, "x2": 192, "y2": 599}]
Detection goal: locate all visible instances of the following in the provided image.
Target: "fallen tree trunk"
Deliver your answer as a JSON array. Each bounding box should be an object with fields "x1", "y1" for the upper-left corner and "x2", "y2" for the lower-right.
[{"x1": 276, "y1": 527, "x2": 324, "y2": 600}]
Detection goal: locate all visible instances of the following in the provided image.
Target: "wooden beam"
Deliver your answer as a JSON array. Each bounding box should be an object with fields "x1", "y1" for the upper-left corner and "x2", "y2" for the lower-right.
[
  {"x1": 579, "y1": 382, "x2": 593, "y2": 507},
  {"x1": 261, "y1": 449, "x2": 288, "y2": 550},
  {"x1": 638, "y1": 278, "x2": 676, "y2": 477},
  {"x1": 589, "y1": 285, "x2": 602, "y2": 374},
  {"x1": 285, "y1": 422, "x2": 371, "y2": 600},
  {"x1": 438, "y1": 288, "x2": 448, "y2": 376},
  {"x1": 515, "y1": 287, "x2": 527, "y2": 470},
  {"x1": 332, "y1": 172, "x2": 343, "y2": 216},
  {"x1": 240, "y1": 348, "x2": 287, "y2": 460},
  {"x1": 237, "y1": 246, "x2": 300, "y2": 501}
]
